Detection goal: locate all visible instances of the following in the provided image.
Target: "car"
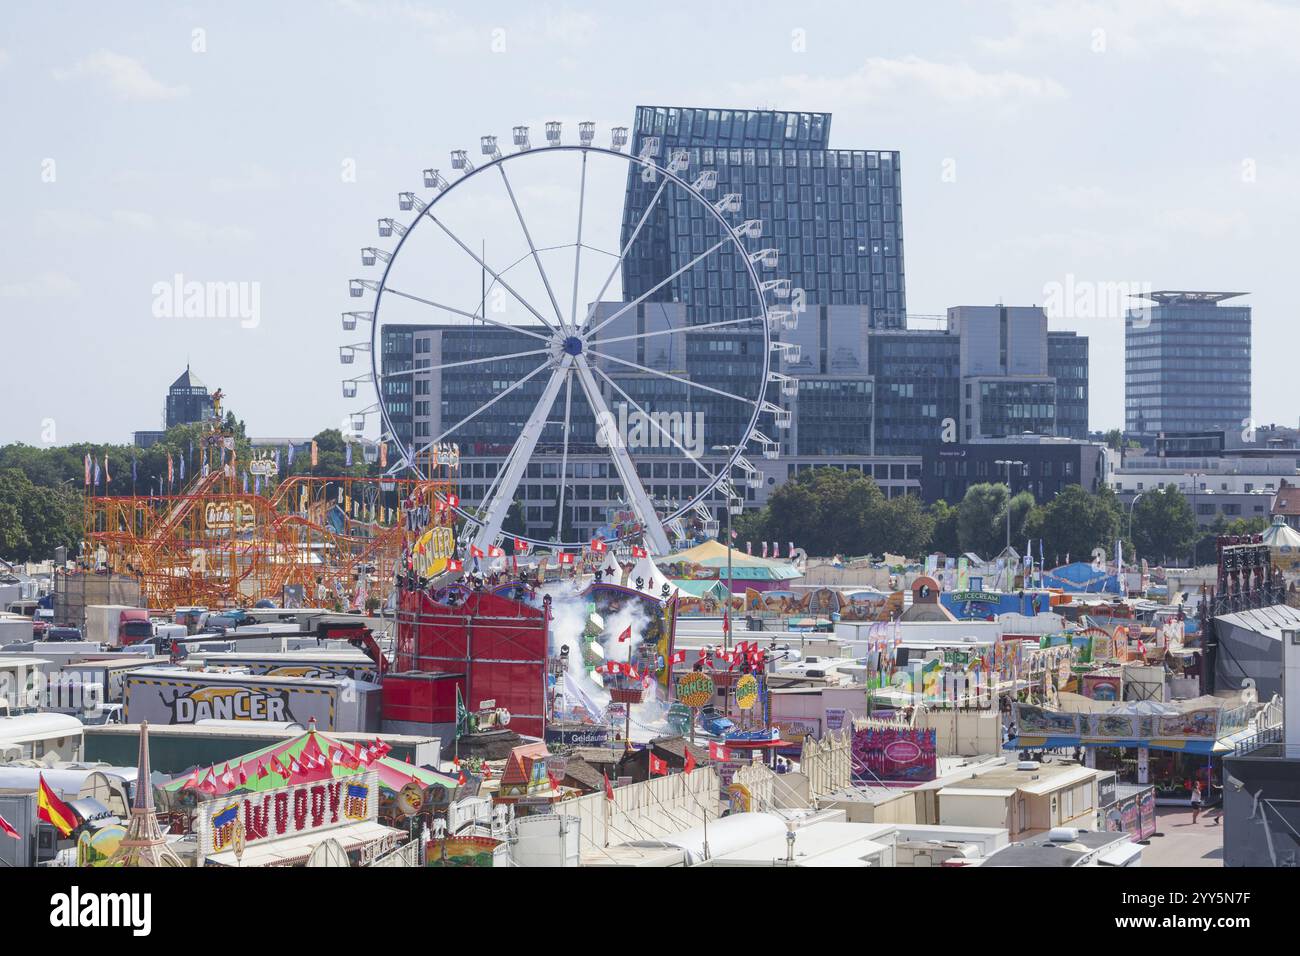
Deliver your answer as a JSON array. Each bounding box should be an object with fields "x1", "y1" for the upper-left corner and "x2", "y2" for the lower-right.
[
  {"x1": 698, "y1": 705, "x2": 735, "y2": 737},
  {"x1": 43, "y1": 627, "x2": 83, "y2": 642}
]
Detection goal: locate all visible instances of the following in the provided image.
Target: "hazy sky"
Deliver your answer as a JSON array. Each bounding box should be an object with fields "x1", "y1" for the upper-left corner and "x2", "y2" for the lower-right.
[{"x1": 3, "y1": 0, "x2": 1297, "y2": 446}]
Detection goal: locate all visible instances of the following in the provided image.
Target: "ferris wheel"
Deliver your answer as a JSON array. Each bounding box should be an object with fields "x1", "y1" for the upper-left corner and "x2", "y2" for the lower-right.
[{"x1": 340, "y1": 121, "x2": 798, "y2": 555}]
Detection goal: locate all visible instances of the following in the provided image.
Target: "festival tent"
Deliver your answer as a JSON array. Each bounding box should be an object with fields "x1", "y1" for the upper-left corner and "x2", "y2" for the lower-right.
[
  {"x1": 160, "y1": 724, "x2": 457, "y2": 801},
  {"x1": 663, "y1": 540, "x2": 801, "y2": 583},
  {"x1": 1041, "y1": 561, "x2": 1122, "y2": 594},
  {"x1": 1214, "y1": 603, "x2": 1300, "y2": 700},
  {"x1": 1260, "y1": 516, "x2": 1300, "y2": 573},
  {"x1": 597, "y1": 552, "x2": 626, "y2": 584},
  {"x1": 628, "y1": 553, "x2": 678, "y2": 598}
]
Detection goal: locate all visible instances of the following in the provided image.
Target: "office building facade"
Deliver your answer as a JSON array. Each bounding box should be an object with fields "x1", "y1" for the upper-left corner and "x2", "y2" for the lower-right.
[{"x1": 1125, "y1": 291, "x2": 1251, "y2": 435}]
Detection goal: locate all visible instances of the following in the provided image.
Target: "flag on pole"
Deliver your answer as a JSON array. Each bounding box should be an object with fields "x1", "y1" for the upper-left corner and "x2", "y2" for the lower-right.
[
  {"x1": 470, "y1": 545, "x2": 484, "y2": 559},
  {"x1": 345, "y1": 442, "x2": 352, "y2": 467},
  {"x1": 487, "y1": 545, "x2": 505, "y2": 558},
  {"x1": 617, "y1": 625, "x2": 632, "y2": 643},
  {"x1": 648, "y1": 753, "x2": 668, "y2": 776},
  {"x1": 103, "y1": 456, "x2": 111, "y2": 485},
  {"x1": 311, "y1": 440, "x2": 319, "y2": 467},
  {"x1": 83, "y1": 453, "x2": 91, "y2": 486},
  {"x1": 708, "y1": 741, "x2": 731, "y2": 761},
  {"x1": 379, "y1": 442, "x2": 387, "y2": 468},
  {"x1": 761, "y1": 542, "x2": 768, "y2": 558},
  {"x1": 683, "y1": 750, "x2": 697, "y2": 774},
  {"x1": 603, "y1": 771, "x2": 614, "y2": 800},
  {"x1": 37, "y1": 775, "x2": 76, "y2": 836},
  {"x1": 669, "y1": 649, "x2": 686, "y2": 665},
  {"x1": 514, "y1": 537, "x2": 528, "y2": 553},
  {"x1": 590, "y1": 537, "x2": 607, "y2": 553},
  {"x1": 0, "y1": 812, "x2": 19, "y2": 840},
  {"x1": 630, "y1": 545, "x2": 648, "y2": 558}
]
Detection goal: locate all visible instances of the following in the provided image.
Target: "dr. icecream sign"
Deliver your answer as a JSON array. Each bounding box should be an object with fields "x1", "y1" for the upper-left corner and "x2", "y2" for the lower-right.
[{"x1": 197, "y1": 770, "x2": 388, "y2": 864}]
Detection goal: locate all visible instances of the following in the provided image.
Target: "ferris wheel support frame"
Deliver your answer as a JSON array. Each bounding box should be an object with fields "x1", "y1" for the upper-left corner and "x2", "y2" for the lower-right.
[{"x1": 357, "y1": 137, "x2": 783, "y2": 555}]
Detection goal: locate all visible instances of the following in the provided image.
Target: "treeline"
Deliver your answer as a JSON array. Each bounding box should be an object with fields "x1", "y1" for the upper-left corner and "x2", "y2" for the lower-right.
[
  {"x1": 0, "y1": 409, "x2": 385, "y2": 563},
  {"x1": 733, "y1": 467, "x2": 1268, "y2": 565}
]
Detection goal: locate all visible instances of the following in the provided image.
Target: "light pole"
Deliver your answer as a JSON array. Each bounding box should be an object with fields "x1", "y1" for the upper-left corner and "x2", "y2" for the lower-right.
[
  {"x1": 994, "y1": 459, "x2": 1024, "y2": 555},
  {"x1": 1127, "y1": 491, "x2": 1143, "y2": 547},
  {"x1": 712, "y1": 445, "x2": 744, "y2": 654},
  {"x1": 1189, "y1": 472, "x2": 1204, "y2": 565}
]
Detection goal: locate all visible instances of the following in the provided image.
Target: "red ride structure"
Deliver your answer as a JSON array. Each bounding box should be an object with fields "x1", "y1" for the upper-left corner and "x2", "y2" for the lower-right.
[{"x1": 382, "y1": 585, "x2": 550, "y2": 739}]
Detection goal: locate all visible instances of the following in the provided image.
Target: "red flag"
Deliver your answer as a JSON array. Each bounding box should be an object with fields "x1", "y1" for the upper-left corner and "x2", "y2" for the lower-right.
[
  {"x1": 0, "y1": 812, "x2": 18, "y2": 840},
  {"x1": 669, "y1": 649, "x2": 686, "y2": 665},
  {"x1": 269, "y1": 755, "x2": 288, "y2": 778},
  {"x1": 617, "y1": 625, "x2": 632, "y2": 643},
  {"x1": 256, "y1": 760, "x2": 268, "y2": 779},
  {"x1": 708, "y1": 741, "x2": 731, "y2": 761},
  {"x1": 590, "y1": 538, "x2": 607, "y2": 553},
  {"x1": 446, "y1": 494, "x2": 460, "y2": 508},
  {"x1": 487, "y1": 545, "x2": 505, "y2": 558},
  {"x1": 697, "y1": 647, "x2": 708, "y2": 660},
  {"x1": 603, "y1": 771, "x2": 614, "y2": 800},
  {"x1": 181, "y1": 769, "x2": 200, "y2": 790},
  {"x1": 631, "y1": 546, "x2": 648, "y2": 558},
  {"x1": 469, "y1": 545, "x2": 484, "y2": 559},
  {"x1": 199, "y1": 769, "x2": 218, "y2": 794},
  {"x1": 649, "y1": 752, "x2": 668, "y2": 776},
  {"x1": 447, "y1": 559, "x2": 464, "y2": 572},
  {"x1": 236, "y1": 763, "x2": 248, "y2": 785},
  {"x1": 683, "y1": 750, "x2": 697, "y2": 774},
  {"x1": 557, "y1": 552, "x2": 574, "y2": 565},
  {"x1": 457, "y1": 770, "x2": 467, "y2": 785},
  {"x1": 514, "y1": 537, "x2": 528, "y2": 552},
  {"x1": 722, "y1": 610, "x2": 731, "y2": 634}
]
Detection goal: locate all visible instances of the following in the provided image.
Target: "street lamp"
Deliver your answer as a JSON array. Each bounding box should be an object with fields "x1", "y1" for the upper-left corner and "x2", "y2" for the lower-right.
[
  {"x1": 994, "y1": 460, "x2": 1024, "y2": 554},
  {"x1": 1127, "y1": 491, "x2": 1143, "y2": 545},
  {"x1": 712, "y1": 445, "x2": 742, "y2": 652},
  {"x1": 1188, "y1": 472, "x2": 1204, "y2": 565}
]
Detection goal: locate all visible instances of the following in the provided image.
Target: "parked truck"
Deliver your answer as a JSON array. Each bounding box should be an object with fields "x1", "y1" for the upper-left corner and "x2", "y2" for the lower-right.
[
  {"x1": 83, "y1": 605, "x2": 151, "y2": 647},
  {"x1": 121, "y1": 668, "x2": 379, "y2": 732}
]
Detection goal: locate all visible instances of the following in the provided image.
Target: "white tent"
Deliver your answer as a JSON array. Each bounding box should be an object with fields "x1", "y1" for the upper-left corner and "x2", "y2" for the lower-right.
[{"x1": 628, "y1": 554, "x2": 679, "y2": 599}]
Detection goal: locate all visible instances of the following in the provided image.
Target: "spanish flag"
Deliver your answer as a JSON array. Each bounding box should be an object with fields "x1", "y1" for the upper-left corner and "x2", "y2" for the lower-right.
[{"x1": 37, "y1": 774, "x2": 76, "y2": 837}]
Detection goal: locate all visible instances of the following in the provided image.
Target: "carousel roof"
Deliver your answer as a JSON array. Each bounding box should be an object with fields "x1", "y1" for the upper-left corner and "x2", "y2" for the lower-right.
[
  {"x1": 161, "y1": 725, "x2": 457, "y2": 799},
  {"x1": 665, "y1": 540, "x2": 801, "y2": 580},
  {"x1": 1261, "y1": 515, "x2": 1300, "y2": 550}
]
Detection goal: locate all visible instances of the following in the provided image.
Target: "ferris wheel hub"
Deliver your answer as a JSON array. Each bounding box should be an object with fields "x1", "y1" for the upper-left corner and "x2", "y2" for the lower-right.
[{"x1": 561, "y1": 335, "x2": 584, "y2": 356}]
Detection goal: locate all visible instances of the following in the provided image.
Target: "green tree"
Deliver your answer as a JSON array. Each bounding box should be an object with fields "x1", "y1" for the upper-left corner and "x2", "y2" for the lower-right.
[
  {"x1": 1022, "y1": 485, "x2": 1126, "y2": 566},
  {"x1": 1131, "y1": 485, "x2": 1197, "y2": 564},
  {"x1": 876, "y1": 493, "x2": 935, "y2": 557},
  {"x1": 0, "y1": 468, "x2": 81, "y2": 561},
  {"x1": 928, "y1": 499, "x2": 960, "y2": 556}
]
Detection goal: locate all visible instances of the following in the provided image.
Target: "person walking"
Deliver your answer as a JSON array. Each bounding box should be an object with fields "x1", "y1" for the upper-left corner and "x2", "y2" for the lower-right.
[{"x1": 1190, "y1": 780, "x2": 1204, "y2": 824}]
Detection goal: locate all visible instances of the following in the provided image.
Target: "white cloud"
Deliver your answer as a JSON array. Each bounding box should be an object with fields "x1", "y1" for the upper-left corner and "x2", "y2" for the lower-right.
[
  {"x1": 53, "y1": 50, "x2": 189, "y2": 100},
  {"x1": 0, "y1": 271, "x2": 80, "y2": 299},
  {"x1": 980, "y1": 0, "x2": 1300, "y2": 63},
  {"x1": 729, "y1": 56, "x2": 1066, "y2": 111}
]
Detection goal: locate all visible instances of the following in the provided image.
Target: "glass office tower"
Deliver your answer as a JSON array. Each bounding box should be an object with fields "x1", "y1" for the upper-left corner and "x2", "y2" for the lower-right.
[{"x1": 1125, "y1": 291, "x2": 1251, "y2": 435}]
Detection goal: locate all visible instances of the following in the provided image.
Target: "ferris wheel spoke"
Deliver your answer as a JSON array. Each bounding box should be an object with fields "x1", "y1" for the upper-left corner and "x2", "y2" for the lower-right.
[
  {"x1": 571, "y1": 355, "x2": 671, "y2": 555},
  {"x1": 382, "y1": 287, "x2": 553, "y2": 344},
  {"x1": 584, "y1": 348, "x2": 761, "y2": 407},
  {"x1": 405, "y1": 360, "x2": 552, "y2": 462},
  {"x1": 497, "y1": 164, "x2": 567, "y2": 333},
  {"x1": 583, "y1": 237, "x2": 729, "y2": 340},
  {"x1": 470, "y1": 358, "x2": 573, "y2": 551},
  {"x1": 378, "y1": 346, "x2": 552, "y2": 379},
  {"x1": 426, "y1": 213, "x2": 562, "y2": 336},
  {"x1": 575, "y1": 174, "x2": 674, "y2": 334},
  {"x1": 591, "y1": 313, "x2": 767, "y2": 348},
  {"x1": 589, "y1": 363, "x2": 720, "y2": 483},
  {"x1": 569, "y1": 151, "x2": 589, "y2": 333},
  {"x1": 552, "y1": 371, "x2": 575, "y2": 543}
]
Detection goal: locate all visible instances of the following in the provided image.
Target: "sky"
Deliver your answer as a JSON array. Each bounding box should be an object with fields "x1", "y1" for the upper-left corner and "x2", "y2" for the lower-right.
[{"x1": 2, "y1": 0, "x2": 1298, "y2": 447}]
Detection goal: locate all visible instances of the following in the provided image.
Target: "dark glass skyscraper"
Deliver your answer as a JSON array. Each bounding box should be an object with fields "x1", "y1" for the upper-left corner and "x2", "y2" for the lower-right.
[
  {"x1": 622, "y1": 106, "x2": 907, "y2": 328},
  {"x1": 1125, "y1": 291, "x2": 1251, "y2": 435}
]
